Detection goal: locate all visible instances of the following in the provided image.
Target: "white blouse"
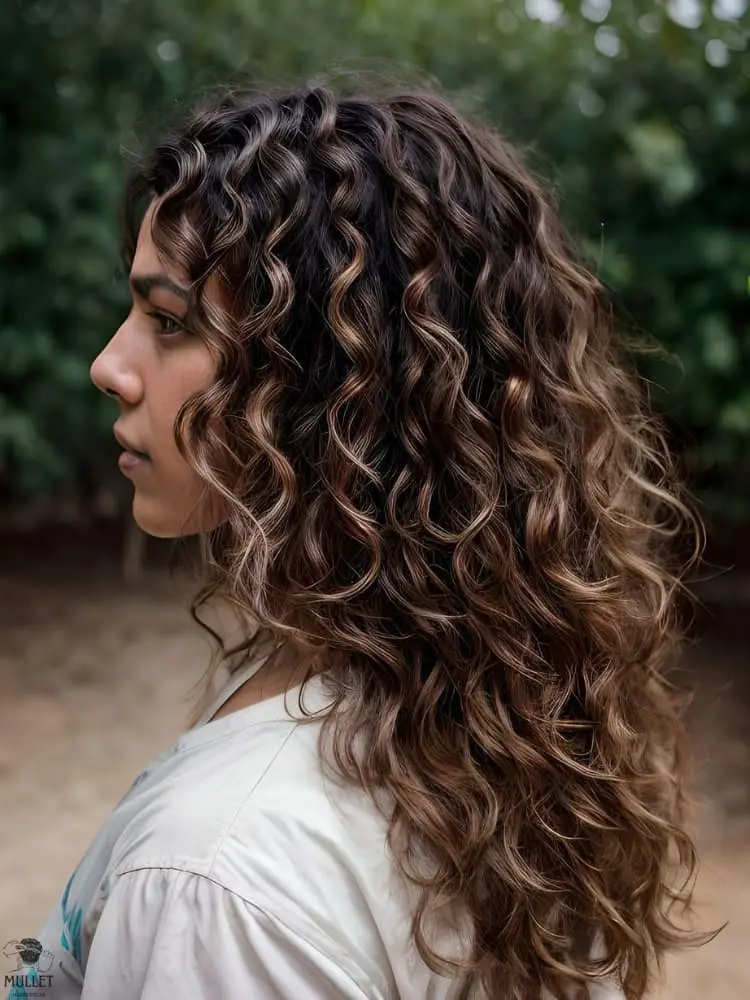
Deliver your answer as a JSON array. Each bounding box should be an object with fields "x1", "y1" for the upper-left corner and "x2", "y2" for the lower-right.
[{"x1": 6, "y1": 657, "x2": 624, "y2": 999}]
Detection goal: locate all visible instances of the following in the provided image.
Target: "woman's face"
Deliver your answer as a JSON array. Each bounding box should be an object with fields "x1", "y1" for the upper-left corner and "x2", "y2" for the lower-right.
[{"x1": 90, "y1": 202, "x2": 221, "y2": 538}]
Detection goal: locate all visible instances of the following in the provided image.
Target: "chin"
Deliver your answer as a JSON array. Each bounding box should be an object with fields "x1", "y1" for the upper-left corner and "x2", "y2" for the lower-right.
[
  {"x1": 131, "y1": 510, "x2": 181, "y2": 539},
  {"x1": 131, "y1": 497, "x2": 189, "y2": 538},
  {"x1": 131, "y1": 493, "x2": 224, "y2": 539}
]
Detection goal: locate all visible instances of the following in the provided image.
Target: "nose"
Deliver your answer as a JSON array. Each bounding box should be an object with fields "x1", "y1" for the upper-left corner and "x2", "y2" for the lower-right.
[{"x1": 90, "y1": 328, "x2": 143, "y2": 405}]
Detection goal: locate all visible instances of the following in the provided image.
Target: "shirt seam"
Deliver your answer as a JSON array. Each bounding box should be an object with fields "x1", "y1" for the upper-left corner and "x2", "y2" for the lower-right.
[
  {"x1": 174, "y1": 714, "x2": 299, "y2": 755},
  {"x1": 111, "y1": 863, "x2": 373, "y2": 999},
  {"x1": 205, "y1": 723, "x2": 301, "y2": 875}
]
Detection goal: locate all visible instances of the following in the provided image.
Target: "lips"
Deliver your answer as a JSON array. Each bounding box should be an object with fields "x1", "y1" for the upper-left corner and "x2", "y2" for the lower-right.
[{"x1": 113, "y1": 426, "x2": 149, "y2": 459}]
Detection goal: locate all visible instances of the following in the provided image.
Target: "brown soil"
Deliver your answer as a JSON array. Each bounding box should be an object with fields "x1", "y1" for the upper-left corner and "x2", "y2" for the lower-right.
[{"x1": 0, "y1": 537, "x2": 748, "y2": 998}]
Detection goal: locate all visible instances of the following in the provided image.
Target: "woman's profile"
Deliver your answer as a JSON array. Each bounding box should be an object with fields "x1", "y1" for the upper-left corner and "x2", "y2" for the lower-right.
[{"x1": 18, "y1": 81, "x2": 703, "y2": 1000}]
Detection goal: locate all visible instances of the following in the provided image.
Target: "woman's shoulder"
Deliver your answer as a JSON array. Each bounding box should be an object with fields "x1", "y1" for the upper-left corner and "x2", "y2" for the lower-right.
[
  {"x1": 108, "y1": 684, "x2": 392, "y2": 910},
  {"x1": 101, "y1": 706, "x2": 437, "y2": 998}
]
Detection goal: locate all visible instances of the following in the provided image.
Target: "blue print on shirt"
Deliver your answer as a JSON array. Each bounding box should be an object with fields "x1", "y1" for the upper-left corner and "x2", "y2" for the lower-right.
[
  {"x1": 59, "y1": 871, "x2": 84, "y2": 968},
  {"x1": 4, "y1": 871, "x2": 82, "y2": 1000}
]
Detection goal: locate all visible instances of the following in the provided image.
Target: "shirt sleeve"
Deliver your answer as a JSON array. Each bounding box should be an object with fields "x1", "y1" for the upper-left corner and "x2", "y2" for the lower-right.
[{"x1": 81, "y1": 867, "x2": 371, "y2": 1000}]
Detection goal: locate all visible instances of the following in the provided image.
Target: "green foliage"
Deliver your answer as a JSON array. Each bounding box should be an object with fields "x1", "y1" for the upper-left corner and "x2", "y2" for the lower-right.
[{"x1": 1, "y1": 0, "x2": 748, "y2": 520}]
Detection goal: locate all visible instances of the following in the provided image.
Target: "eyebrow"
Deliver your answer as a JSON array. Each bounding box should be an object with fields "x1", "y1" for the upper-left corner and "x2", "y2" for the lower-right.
[{"x1": 130, "y1": 274, "x2": 190, "y2": 302}]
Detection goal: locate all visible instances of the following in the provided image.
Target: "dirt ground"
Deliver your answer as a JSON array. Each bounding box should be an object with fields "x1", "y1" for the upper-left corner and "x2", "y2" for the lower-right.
[{"x1": 0, "y1": 533, "x2": 748, "y2": 998}]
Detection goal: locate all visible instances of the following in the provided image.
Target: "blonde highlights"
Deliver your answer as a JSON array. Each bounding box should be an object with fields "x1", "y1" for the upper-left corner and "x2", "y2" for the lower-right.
[{"x1": 124, "y1": 83, "x2": 704, "y2": 999}]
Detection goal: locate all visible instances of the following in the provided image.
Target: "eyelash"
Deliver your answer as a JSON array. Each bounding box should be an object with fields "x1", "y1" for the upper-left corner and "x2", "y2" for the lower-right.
[{"x1": 148, "y1": 311, "x2": 185, "y2": 338}]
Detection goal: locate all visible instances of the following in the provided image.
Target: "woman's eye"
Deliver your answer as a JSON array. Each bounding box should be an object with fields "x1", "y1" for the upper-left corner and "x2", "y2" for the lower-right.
[{"x1": 148, "y1": 312, "x2": 185, "y2": 337}]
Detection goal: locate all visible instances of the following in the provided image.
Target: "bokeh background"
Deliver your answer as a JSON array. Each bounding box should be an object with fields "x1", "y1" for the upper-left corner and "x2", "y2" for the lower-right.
[{"x1": 0, "y1": 1, "x2": 748, "y2": 997}]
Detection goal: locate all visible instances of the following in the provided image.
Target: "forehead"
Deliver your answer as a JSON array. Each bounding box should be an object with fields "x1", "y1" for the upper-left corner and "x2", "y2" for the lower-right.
[{"x1": 131, "y1": 200, "x2": 176, "y2": 276}]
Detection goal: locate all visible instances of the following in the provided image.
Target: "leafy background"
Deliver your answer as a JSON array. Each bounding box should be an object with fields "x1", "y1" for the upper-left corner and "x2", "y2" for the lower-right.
[{"x1": 1, "y1": 0, "x2": 748, "y2": 526}]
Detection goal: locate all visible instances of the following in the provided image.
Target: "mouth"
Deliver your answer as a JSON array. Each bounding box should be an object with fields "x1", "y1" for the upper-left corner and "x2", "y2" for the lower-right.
[
  {"x1": 113, "y1": 426, "x2": 150, "y2": 460},
  {"x1": 118, "y1": 449, "x2": 149, "y2": 473}
]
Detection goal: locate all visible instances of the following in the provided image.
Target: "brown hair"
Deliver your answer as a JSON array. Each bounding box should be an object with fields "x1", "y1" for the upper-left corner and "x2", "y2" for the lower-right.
[{"x1": 123, "y1": 81, "x2": 704, "y2": 999}]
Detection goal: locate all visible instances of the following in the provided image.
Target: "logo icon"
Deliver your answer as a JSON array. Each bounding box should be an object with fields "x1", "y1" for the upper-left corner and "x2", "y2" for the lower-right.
[{"x1": 3, "y1": 938, "x2": 55, "y2": 995}]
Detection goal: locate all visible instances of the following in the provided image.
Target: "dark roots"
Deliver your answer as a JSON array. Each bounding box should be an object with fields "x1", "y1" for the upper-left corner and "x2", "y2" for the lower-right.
[{"x1": 124, "y1": 82, "x2": 705, "y2": 1000}]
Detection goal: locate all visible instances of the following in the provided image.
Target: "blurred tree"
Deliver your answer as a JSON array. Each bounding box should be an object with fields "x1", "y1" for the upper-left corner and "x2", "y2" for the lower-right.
[{"x1": 0, "y1": 0, "x2": 747, "y2": 522}]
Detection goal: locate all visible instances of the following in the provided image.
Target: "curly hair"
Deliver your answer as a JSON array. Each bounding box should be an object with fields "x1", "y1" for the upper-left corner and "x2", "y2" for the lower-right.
[{"x1": 122, "y1": 81, "x2": 705, "y2": 1000}]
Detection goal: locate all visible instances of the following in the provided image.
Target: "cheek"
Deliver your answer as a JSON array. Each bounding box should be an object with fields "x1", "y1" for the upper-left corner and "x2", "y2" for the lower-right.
[
  {"x1": 132, "y1": 459, "x2": 222, "y2": 539},
  {"x1": 149, "y1": 348, "x2": 216, "y2": 461},
  {"x1": 135, "y1": 353, "x2": 222, "y2": 538},
  {"x1": 152, "y1": 425, "x2": 219, "y2": 537}
]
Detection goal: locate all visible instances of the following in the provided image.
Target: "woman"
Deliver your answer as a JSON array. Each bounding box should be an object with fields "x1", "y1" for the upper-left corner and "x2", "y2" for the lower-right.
[{"x1": 22, "y1": 82, "x2": 702, "y2": 1000}]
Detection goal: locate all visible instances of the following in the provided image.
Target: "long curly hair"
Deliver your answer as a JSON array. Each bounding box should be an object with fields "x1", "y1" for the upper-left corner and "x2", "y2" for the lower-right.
[{"x1": 122, "y1": 81, "x2": 705, "y2": 1000}]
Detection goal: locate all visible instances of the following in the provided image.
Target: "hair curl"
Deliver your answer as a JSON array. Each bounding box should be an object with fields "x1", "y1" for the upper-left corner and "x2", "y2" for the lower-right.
[{"x1": 123, "y1": 81, "x2": 705, "y2": 1000}]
